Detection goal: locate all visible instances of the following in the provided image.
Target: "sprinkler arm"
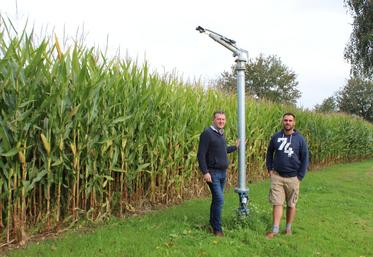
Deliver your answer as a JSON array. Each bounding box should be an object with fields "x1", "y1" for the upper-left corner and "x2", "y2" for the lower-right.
[
  {"x1": 208, "y1": 33, "x2": 240, "y2": 56},
  {"x1": 196, "y1": 26, "x2": 247, "y2": 60}
]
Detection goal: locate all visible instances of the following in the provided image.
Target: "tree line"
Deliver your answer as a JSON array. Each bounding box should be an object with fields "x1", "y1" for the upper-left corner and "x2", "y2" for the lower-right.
[
  {"x1": 216, "y1": 0, "x2": 373, "y2": 123},
  {"x1": 315, "y1": 0, "x2": 373, "y2": 122}
]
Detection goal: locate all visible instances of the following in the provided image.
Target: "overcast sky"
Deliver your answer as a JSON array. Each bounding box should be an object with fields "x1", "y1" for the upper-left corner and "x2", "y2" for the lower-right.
[{"x1": 2, "y1": 0, "x2": 353, "y2": 109}]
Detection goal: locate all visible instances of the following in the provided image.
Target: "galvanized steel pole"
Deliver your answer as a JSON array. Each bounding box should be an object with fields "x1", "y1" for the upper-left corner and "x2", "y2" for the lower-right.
[
  {"x1": 234, "y1": 50, "x2": 249, "y2": 215},
  {"x1": 196, "y1": 26, "x2": 249, "y2": 215}
]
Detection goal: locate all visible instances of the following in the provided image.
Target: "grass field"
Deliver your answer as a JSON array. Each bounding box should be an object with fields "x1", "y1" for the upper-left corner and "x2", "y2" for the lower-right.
[{"x1": 3, "y1": 159, "x2": 373, "y2": 257}]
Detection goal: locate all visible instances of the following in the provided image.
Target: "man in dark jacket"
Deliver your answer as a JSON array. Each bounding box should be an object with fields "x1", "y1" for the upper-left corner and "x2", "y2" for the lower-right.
[
  {"x1": 197, "y1": 111, "x2": 238, "y2": 237},
  {"x1": 265, "y1": 112, "x2": 309, "y2": 239}
]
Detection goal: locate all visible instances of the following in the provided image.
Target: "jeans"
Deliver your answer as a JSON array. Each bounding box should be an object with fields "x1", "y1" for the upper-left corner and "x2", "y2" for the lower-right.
[{"x1": 207, "y1": 169, "x2": 226, "y2": 232}]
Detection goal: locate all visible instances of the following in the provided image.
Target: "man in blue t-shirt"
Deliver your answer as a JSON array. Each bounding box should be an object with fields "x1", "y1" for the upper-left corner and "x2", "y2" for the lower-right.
[
  {"x1": 197, "y1": 111, "x2": 238, "y2": 237},
  {"x1": 265, "y1": 112, "x2": 309, "y2": 239}
]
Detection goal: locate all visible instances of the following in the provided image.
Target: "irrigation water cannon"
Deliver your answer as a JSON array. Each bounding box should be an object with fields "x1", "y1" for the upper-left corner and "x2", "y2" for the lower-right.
[{"x1": 196, "y1": 26, "x2": 249, "y2": 216}]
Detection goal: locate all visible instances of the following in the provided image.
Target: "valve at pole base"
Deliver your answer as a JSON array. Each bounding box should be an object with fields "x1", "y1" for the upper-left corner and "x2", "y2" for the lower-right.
[{"x1": 235, "y1": 189, "x2": 249, "y2": 216}]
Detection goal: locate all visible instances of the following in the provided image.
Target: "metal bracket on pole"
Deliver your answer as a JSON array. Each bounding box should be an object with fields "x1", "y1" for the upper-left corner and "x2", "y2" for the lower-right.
[{"x1": 196, "y1": 26, "x2": 249, "y2": 216}]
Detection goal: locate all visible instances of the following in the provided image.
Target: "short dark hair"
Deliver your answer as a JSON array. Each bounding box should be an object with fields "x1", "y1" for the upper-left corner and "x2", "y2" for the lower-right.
[
  {"x1": 283, "y1": 112, "x2": 296, "y2": 119},
  {"x1": 213, "y1": 111, "x2": 225, "y2": 119}
]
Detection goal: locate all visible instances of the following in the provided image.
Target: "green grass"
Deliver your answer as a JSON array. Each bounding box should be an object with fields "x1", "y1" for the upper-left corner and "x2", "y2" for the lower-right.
[{"x1": 3, "y1": 160, "x2": 373, "y2": 257}]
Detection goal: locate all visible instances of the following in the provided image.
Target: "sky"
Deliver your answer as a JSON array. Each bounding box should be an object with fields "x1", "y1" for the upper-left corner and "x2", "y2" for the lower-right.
[{"x1": 1, "y1": 0, "x2": 353, "y2": 109}]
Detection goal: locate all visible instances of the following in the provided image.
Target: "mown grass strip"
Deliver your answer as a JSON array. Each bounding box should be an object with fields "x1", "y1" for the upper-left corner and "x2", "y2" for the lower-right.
[{"x1": 4, "y1": 159, "x2": 373, "y2": 257}]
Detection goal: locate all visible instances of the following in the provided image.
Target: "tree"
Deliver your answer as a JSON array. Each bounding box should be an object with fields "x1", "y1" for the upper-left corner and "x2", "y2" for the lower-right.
[
  {"x1": 314, "y1": 96, "x2": 338, "y2": 113},
  {"x1": 344, "y1": 0, "x2": 373, "y2": 78},
  {"x1": 337, "y1": 77, "x2": 373, "y2": 122},
  {"x1": 218, "y1": 55, "x2": 301, "y2": 105}
]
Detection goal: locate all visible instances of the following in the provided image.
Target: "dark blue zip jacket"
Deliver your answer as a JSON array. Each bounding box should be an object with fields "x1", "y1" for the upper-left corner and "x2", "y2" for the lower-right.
[
  {"x1": 197, "y1": 127, "x2": 237, "y2": 174},
  {"x1": 266, "y1": 130, "x2": 309, "y2": 180}
]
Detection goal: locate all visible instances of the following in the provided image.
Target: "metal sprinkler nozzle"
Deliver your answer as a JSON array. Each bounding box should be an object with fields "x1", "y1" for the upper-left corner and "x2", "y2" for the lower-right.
[{"x1": 196, "y1": 26, "x2": 205, "y2": 33}]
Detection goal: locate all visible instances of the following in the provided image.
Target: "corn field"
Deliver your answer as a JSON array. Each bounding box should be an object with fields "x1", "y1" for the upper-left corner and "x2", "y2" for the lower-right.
[{"x1": 0, "y1": 18, "x2": 373, "y2": 245}]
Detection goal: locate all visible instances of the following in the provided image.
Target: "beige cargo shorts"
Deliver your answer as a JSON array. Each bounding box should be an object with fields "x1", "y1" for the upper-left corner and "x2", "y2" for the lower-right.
[{"x1": 269, "y1": 171, "x2": 300, "y2": 207}]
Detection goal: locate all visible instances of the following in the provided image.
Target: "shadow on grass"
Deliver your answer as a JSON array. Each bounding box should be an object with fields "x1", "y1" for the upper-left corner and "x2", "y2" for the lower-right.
[
  {"x1": 224, "y1": 202, "x2": 272, "y2": 233},
  {"x1": 188, "y1": 202, "x2": 272, "y2": 237},
  {"x1": 185, "y1": 200, "x2": 272, "y2": 238}
]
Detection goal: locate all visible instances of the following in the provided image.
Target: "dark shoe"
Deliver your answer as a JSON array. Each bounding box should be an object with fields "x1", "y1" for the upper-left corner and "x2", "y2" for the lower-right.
[
  {"x1": 265, "y1": 231, "x2": 278, "y2": 239},
  {"x1": 213, "y1": 231, "x2": 224, "y2": 237},
  {"x1": 284, "y1": 229, "x2": 292, "y2": 235}
]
